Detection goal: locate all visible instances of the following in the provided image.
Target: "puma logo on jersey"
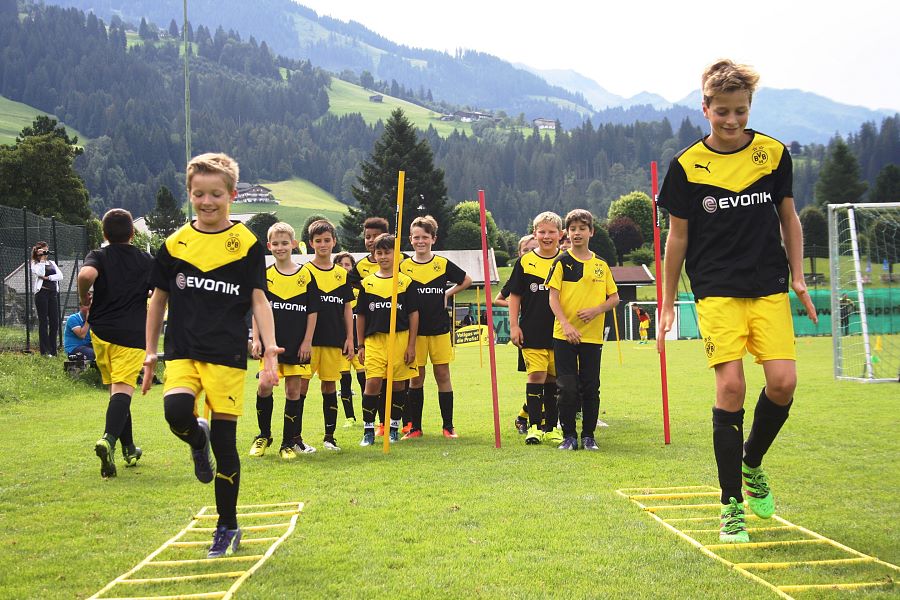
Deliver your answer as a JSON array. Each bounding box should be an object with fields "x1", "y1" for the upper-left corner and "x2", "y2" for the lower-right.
[
  {"x1": 694, "y1": 162, "x2": 711, "y2": 173},
  {"x1": 177, "y1": 240, "x2": 188, "y2": 247}
]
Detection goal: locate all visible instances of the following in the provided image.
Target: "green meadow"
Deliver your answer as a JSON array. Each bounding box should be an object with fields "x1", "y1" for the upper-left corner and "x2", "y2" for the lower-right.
[
  {"x1": 231, "y1": 177, "x2": 349, "y2": 234},
  {"x1": 1, "y1": 337, "x2": 897, "y2": 598},
  {"x1": 0, "y1": 94, "x2": 85, "y2": 146}
]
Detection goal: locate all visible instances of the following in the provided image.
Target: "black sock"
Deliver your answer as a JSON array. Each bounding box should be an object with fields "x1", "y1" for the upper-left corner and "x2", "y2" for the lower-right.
[
  {"x1": 291, "y1": 394, "x2": 307, "y2": 445},
  {"x1": 356, "y1": 371, "x2": 366, "y2": 397},
  {"x1": 119, "y1": 412, "x2": 134, "y2": 448},
  {"x1": 323, "y1": 392, "x2": 338, "y2": 435},
  {"x1": 256, "y1": 393, "x2": 273, "y2": 438},
  {"x1": 525, "y1": 383, "x2": 543, "y2": 428},
  {"x1": 743, "y1": 388, "x2": 792, "y2": 469},
  {"x1": 340, "y1": 388, "x2": 356, "y2": 420},
  {"x1": 210, "y1": 420, "x2": 239, "y2": 530},
  {"x1": 164, "y1": 393, "x2": 204, "y2": 449},
  {"x1": 542, "y1": 382, "x2": 558, "y2": 432},
  {"x1": 408, "y1": 387, "x2": 424, "y2": 430},
  {"x1": 104, "y1": 392, "x2": 132, "y2": 445},
  {"x1": 712, "y1": 407, "x2": 745, "y2": 504},
  {"x1": 391, "y1": 387, "x2": 408, "y2": 423},
  {"x1": 438, "y1": 391, "x2": 454, "y2": 430},
  {"x1": 362, "y1": 393, "x2": 379, "y2": 424},
  {"x1": 282, "y1": 398, "x2": 301, "y2": 449},
  {"x1": 340, "y1": 372, "x2": 352, "y2": 398}
]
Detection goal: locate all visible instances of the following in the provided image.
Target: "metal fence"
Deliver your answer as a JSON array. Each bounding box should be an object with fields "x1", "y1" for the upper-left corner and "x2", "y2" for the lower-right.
[{"x1": 0, "y1": 204, "x2": 89, "y2": 352}]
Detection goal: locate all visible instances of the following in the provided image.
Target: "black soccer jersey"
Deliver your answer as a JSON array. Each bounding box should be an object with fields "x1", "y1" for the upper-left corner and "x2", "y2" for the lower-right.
[
  {"x1": 400, "y1": 255, "x2": 466, "y2": 336},
  {"x1": 657, "y1": 130, "x2": 792, "y2": 299},
  {"x1": 357, "y1": 272, "x2": 418, "y2": 336},
  {"x1": 302, "y1": 261, "x2": 355, "y2": 348},
  {"x1": 265, "y1": 264, "x2": 318, "y2": 365},
  {"x1": 84, "y1": 244, "x2": 154, "y2": 348},
  {"x1": 150, "y1": 222, "x2": 266, "y2": 368},
  {"x1": 506, "y1": 249, "x2": 559, "y2": 349}
]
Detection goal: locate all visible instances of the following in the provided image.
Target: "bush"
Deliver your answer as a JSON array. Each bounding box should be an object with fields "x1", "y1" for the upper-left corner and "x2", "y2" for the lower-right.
[
  {"x1": 625, "y1": 245, "x2": 655, "y2": 266},
  {"x1": 445, "y1": 220, "x2": 482, "y2": 250},
  {"x1": 494, "y1": 250, "x2": 509, "y2": 267}
]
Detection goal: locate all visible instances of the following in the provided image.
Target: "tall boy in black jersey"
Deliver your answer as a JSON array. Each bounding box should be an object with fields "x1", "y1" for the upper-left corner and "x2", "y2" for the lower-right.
[
  {"x1": 401, "y1": 215, "x2": 471, "y2": 439},
  {"x1": 301, "y1": 219, "x2": 355, "y2": 452},
  {"x1": 142, "y1": 153, "x2": 282, "y2": 559},
  {"x1": 248, "y1": 222, "x2": 319, "y2": 459},
  {"x1": 547, "y1": 209, "x2": 619, "y2": 452},
  {"x1": 357, "y1": 234, "x2": 419, "y2": 446},
  {"x1": 657, "y1": 60, "x2": 818, "y2": 544},
  {"x1": 77, "y1": 209, "x2": 154, "y2": 479},
  {"x1": 507, "y1": 212, "x2": 564, "y2": 446}
]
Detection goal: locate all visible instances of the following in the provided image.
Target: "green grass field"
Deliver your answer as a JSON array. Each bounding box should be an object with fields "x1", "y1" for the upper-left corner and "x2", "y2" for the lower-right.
[
  {"x1": 1, "y1": 337, "x2": 897, "y2": 598},
  {"x1": 230, "y1": 177, "x2": 349, "y2": 234},
  {"x1": 0, "y1": 95, "x2": 85, "y2": 146}
]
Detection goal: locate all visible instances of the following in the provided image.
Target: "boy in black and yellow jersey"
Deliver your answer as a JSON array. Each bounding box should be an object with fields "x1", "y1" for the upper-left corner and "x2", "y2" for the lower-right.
[
  {"x1": 547, "y1": 209, "x2": 619, "y2": 452},
  {"x1": 657, "y1": 60, "x2": 817, "y2": 544},
  {"x1": 248, "y1": 222, "x2": 318, "y2": 459},
  {"x1": 77, "y1": 208, "x2": 153, "y2": 479},
  {"x1": 507, "y1": 212, "x2": 564, "y2": 446},
  {"x1": 301, "y1": 219, "x2": 355, "y2": 451},
  {"x1": 334, "y1": 252, "x2": 366, "y2": 427},
  {"x1": 357, "y1": 234, "x2": 419, "y2": 445},
  {"x1": 401, "y1": 215, "x2": 471, "y2": 439},
  {"x1": 142, "y1": 153, "x2": 282, "y2": 559}
]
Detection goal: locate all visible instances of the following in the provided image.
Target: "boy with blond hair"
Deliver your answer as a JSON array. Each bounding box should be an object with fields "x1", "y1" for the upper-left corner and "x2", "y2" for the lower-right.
[
  {"x1": 547, "y1": 209, "x2": 619, "y2": 451},
  {"x1": 78, "y1": 208, "x2": 154, "y2": 478},
  {"x1": 248, "y1": 222, "x2": 319, "y2": 459},
  {"x1": 507, "y1": 211, "x2": 564, "y2": 446},
  {"x1": 143, "y1": 152, "x2": 282, "y2": 558},
  {"x1": 301, "y1": 219, "x2": 355, "y2": 451},
  {"x1": 657, "y1": 59, "x2": 817, "y2": 543},
  {"x1": 357, "y1": 234, "x2": 419, "y2": 445}
]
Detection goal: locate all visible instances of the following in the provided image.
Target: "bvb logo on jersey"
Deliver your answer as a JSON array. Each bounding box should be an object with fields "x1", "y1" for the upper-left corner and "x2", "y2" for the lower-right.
[
  {"x1": 593, "y1": 265, "x2": 605, "y2": 282},
  {"x1": 225, "y1": 234, "x2": 241, "y2": 253},
  {"x1": 297, "y1": 272, "x2": 306, "y2": 286},
  {"x1": 751, "y1": 146, "x2": 769, "y2": 166},
  {"x1": 704, "y1": 336, "x2": 716, "y2": 358},
  {"x1": 433, "y1": 263, "x2": 441, "y2": 272}
]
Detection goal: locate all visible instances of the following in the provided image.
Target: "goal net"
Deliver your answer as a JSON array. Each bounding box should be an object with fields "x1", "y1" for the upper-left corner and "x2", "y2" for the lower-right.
[
  {"x1": 624, "y1": 301, "x2": 699, "y2": 341},
  {"x1": 828, "y1": 202, "x2": 899, "y2": 382}
]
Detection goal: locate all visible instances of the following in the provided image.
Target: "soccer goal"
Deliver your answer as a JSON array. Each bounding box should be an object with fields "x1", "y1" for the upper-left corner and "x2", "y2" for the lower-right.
[
  {"x1": 827, "y1": 202, "x2": 900, "y2": 382},
  {"x1": 624, "y1": 301, "x2": 699, "y2": 341}
]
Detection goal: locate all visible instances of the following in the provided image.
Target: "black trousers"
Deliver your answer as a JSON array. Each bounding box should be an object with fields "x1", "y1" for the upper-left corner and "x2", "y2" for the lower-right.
[
  {"x1": 554, "y1": 339, "x2": 602, "y2": 439},
  {"x1": 34, "y1": 290, "x2": 59, "y2": 356}
]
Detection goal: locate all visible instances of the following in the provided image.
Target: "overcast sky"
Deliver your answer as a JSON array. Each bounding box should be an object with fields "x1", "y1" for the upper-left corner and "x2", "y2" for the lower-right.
[{"x1": 295, "y1": 0, "x2": 899, "y2": 111}]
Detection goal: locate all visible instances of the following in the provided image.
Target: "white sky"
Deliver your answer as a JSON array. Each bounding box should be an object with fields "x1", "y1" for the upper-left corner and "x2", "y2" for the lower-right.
[{"x1": 295, "y1": 0, "x2": 900, "y2": 111}]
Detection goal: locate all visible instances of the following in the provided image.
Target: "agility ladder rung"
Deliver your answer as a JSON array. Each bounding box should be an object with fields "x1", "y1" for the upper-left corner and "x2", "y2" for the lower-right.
[
  {"x1": 194, "y1": 510, "x2": 297, "y2": 519},
  {"x1": 99, "y1": 593, "x2": 226, "y2": 600},
  {"x1": 779, "y1": 581, "x2": 897, "y2": 593},
  {"x1": 704, "y1": 538, "x2": 827, "y2": 551},
  {"x1": 735, "y1": 557, "x2": 875, "y2": 571},
  {"x1": 145, "y1": 555, "x2": 263, "y2": 567},
  {"x1": 188, "y1": 522, "x2": 291, "y2": 533},
  {"x1": 170, "y1": 537, "x2": 280, "y2": 548},
  {"x1": 682, "y1": 525, "x2": 798, "y2": 534},
  {"x1": 119, "y1": 571, "x2": 245, "y2": 584}
]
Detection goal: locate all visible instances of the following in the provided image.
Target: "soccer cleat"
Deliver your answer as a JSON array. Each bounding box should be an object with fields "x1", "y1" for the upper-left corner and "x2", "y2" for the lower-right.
[
  {"x1": 360, "y1": 429, "x2": 375, "y2": 447},
  {"x1": 401, "y1": 428, "x2": 423, "y2": 440},
  {"x1": 525, "y1": 424, "x2": 543, "y2": 445},
  {"x1": 515, "y1": 417, "x2": 528, "y2": 435},
  {"x1": 292, "y1": 439, "x2": 316, "y2": 454},
  {"x1": 374, "y1": 424, "x2": 385, "y2": 438},
  {"x1": 557, "y1": 437, "x2": 578, "y2": 451},
  {"x1": 122, "y1": 444, "x2": 142, "y2": 467},
  {"x1": 401, "y1": 422, "x2": 413, "y2": 434},
  {"x1": 342, "y1": 417, "x2": 357, "y2": 428},
  {"x1": 389, "y1": 429, "x2": 399, "y2": 443},
  {"x1": 581, "y1": 436, "x2": 599, "y2": 451},
  {"x1": 192, "y1": 418, "x2": 216, "y2": 484},
  {"x1": 742, "y1": 463, "x2": 775, "y2": 518},
  {"x1": 719, "y1": 497, "x2": 750, "y2": 543},
  {"x1": 207, "y1": 525, "x2": 242, "y2": 558},
  {"x1": 543, "y1": 427, "x2": 564, "y2": 445},
  {"x1": 248, "y1": 435, "x2": 273, "y2": 457},
  {"x1": 279, "y1": 446, "x2": 298, "y2": 460},
  {"x1": 442, "y1": 427, "x2": 459, "y2": 439},
  {"x1": 95, "y1": 437, "x2": 117, "y2": 478},
  {"x1": 322, "y1": 435, "x2": 341, "y2": 451},
  {"x1": 596, "y1": 419, "x2": 610, "y2": 428}
]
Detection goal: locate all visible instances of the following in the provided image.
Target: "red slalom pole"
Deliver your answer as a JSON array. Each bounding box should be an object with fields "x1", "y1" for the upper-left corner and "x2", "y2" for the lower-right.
[
  {"x1": 478, "y1": 189, "x2": 502, "y2": 448},
  {"x1": 651, "y1": 161, "x2": 671, "y2": 445}
]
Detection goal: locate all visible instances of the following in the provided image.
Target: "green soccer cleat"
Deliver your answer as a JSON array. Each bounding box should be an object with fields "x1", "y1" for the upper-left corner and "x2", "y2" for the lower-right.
[
  {"x1": 279, "y1": 446, "x2": 298, "y2": 461},
  {"x1": 343, "y1": 417, "x2": 357, "y2": 428},
  {"x1": 525, "y1": 424, "x2": 543, "y2": 445},
  {"x1": 95, "y1": 437, "x2": 117, "y2": 479},
  {"x1": 543, "y1": 427, "x2": 564, "y2": 445},
  {"x1": 742, "y1": 463, "x2": 775, "y2": 519},
  {"x1": 248, "y1": 435, "x2": 273, "y2": 457},
  {"x1": 719, "y1": 497, "x2": 750, "y2": 543},
  {"x1": 122, "y1": 444, "x2": 142, "y2": 467}
]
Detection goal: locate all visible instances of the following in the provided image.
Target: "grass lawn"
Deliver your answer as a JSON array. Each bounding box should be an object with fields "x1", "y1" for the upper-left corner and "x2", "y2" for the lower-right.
[
  {"x1": 231, "y1": 178, "x2": 349, "y2": 235},
  {"x1": 1, "y1": 337, "x2": 897, "y2": 598},
  {"x1": 0, "y1": 94, "x2": 85, "y2": 146}
]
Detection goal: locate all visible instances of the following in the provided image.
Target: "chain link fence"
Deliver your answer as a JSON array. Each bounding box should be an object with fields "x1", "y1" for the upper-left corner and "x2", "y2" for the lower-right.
[{"x1": 0, "y1": 204, "x2": 89, "y2": 352}]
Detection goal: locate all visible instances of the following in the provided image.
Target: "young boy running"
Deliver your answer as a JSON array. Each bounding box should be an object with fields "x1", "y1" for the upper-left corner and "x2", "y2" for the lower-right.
[
  {"x1": 547, "y1": 209, "x2": 619, "y2": 451},
  {"x1": 143, "y1": 152, "x2": 282, "y2": 559},
  {"x1": 507, "y1": 212, "x2": 564, "y2": 446},
  {"x1": 78, "y1": 208, "x2": 154, "y2": 478},
  {"x1": 400, "y1": 215, "x2": 471, "y2": 439},
  {"x1": 657, "y1": 59, "x2": 817, "y2": 543},
  {"x1": 248, "y1": 222, "x2": 318, "y2": 459},
  {"x1": 301, "y1": 219, "x2": 355, "y2": 451},
  {"x1": 334, "y1": 252, "x2": 366, "y2": 427},
  {"x1": 356, "y1": 234, "x2": 419, "y2": 445}
]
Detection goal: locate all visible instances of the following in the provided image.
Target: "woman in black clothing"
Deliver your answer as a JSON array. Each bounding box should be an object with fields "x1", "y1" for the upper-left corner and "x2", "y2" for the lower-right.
[{"x1": 30, "y1": 241, "x2": 63, "y2": 356}]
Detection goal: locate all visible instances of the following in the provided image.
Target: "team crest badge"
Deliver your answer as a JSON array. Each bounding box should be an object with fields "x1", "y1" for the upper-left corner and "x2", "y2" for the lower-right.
[
  {"x1": 225, "y1": 234, "x2": 241, "y2": 253},
  {"x1": 751, "y1": 146, "x2": 769, "y2": 166},
  {"x1": 704, "y1": 336, "x2": 716, "y2": 358},
  {"x1": 433, "y1": 263, "x2": 441, "y2": 272}
]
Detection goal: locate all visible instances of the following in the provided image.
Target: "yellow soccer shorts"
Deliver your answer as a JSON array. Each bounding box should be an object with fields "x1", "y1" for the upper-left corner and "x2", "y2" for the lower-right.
[
  {"x1": 91, "y1": 331, "x2": 145, "y2": 386},
  {"x1": 696, "y1": 293, "x2": 796, "y2": 368},
  {"x1": 310, "y1": 346, "x2": 344, "y2": 382},
  {"x1": 415, "y1": 332, "x2": 454, "y2": 367},
  {"x1": 364, "y1": 331, "x2": 418, "y2": 381},
  {"x1": 522, "y1": 347, "x2": 556, "y2": 376},
  {"x1": 341, "y1": 353, "x2": 364, "y2": 372},
  {"x1": 164, "y1": 359, "x2": 247, "y2": 417},
  {"x1": 258, "y1": 360, "x2": 311, "y2": 379},
  {"x1": 639, "y1": 321, "x2": 650, "y2": 331}
]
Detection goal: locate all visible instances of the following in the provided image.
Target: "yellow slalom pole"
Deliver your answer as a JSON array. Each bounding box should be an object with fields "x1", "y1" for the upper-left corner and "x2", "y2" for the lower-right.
[
  {"x1": 612, "y1": 305, "x2": 623, "y2": 365},
  {"x1": 476, "y1": 286, "x2": 483, "y2": 367},
  {"x1": 383, "y1": 171, "x2": 404, "y2": 454}
]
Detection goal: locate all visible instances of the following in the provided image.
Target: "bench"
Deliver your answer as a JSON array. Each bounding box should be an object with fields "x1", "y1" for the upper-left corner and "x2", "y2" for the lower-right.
[{"x1": 803, "y1": 273, "x2": 826, "y2": 285}]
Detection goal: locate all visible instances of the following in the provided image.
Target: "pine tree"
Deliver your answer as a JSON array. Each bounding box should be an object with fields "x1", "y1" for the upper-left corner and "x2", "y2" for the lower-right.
[
  {"x1": 871, "y1": 164, "x2": 900, "y2": 203},
  {"x1": 144, "y1": 186, "x2": 185, "y2": 237},
  {"x1": 341, "y1": 108, "x2": 449, "y2": 251},
  {"x1": 799, "y1": 205, "x2": 828, "y2": 275},
  {"x1": 815, "y1": 138, "x2": 867, "y2": 207}
]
